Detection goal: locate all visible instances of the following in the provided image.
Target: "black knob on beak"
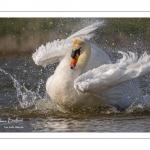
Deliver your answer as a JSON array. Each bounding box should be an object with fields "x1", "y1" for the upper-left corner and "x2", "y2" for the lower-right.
[
  {"x1": 71, "y1": 47, "x2": 81, "y2": 59},
  {"x1": 71, "y1": 50, "x2": 76, "y2": 59}
]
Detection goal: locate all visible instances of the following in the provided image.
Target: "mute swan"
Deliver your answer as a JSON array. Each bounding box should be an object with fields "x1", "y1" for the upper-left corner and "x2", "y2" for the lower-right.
[{"x1": 32, "y1": 21, "x2": 150, "y2": 111}]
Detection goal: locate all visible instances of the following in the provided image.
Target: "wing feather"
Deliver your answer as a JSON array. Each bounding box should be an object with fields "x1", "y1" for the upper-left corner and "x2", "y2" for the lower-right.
[
  {"x1": 74, "y1": 51, "x2": 150, "y2": 93},
  {"x1": 32, "y1": 21, "x2": 104, "y2": 67}
]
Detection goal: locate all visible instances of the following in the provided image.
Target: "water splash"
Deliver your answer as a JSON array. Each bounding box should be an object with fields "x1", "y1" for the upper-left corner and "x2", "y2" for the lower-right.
[
  {"x1": 118, "y1": 78, "x2": 150, "y2": 114},
  {"x1": 0, "y1": 68, "x2": 41, "y2": 108},
  {"x1": 1, "y1": 65, "x2": 150, "y2": 116}
]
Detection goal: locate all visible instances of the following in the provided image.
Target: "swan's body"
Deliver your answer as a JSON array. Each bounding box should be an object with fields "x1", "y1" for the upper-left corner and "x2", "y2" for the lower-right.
[
  {"x1": 32, "y1": 21, "x2": 150, "y2": 111},
  {"x1": 45, "y1": 39, "x2": 111, "y2": 110}
]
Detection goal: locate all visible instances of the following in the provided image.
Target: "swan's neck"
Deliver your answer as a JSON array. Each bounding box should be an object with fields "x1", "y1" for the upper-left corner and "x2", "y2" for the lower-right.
[
  {"x1": 52, "y1": 39, "x2": 91, "y2": 80},
  {"x1": 76, "y1": 40, "x2": 91, "y2": 73}
]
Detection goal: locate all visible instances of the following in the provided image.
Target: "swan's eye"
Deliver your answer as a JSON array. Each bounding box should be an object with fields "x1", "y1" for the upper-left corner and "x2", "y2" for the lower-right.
[{"x1": 71, "y1": 47, "x2": 81, "y2": 59}]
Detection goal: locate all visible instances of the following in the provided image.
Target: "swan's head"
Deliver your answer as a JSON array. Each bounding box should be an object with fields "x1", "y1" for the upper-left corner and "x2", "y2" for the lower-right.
[{"x1": 70, "y1": 38, "x2": 84, "y2": 69}]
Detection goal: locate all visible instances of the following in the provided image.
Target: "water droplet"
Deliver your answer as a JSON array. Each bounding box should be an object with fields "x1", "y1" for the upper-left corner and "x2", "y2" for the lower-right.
[{"x1": 50, "y1": 22, "x2": 53, "y2": 25}]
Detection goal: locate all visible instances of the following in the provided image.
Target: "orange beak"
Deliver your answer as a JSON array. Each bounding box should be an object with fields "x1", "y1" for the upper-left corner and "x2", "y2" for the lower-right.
[{"x1": 70, "y1": 54, "x2": 79, "y2": 69}]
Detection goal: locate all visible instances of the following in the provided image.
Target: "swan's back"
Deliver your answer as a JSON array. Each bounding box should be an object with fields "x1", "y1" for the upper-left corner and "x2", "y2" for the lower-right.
[{"x1": 84, "y1": 43, "x2": 111, "y2": 72}]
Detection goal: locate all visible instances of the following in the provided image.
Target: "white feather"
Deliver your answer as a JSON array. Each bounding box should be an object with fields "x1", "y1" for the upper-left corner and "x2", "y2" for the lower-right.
[
  {"x1": 74, "y1": 51, "x2": 150, "y2": 93},
  {"x1": 32, "y1": 21, "x2": 104, "y2": 67},
  {"x1": 32, "y1": 21, "x2": 150, "y2": 110}
]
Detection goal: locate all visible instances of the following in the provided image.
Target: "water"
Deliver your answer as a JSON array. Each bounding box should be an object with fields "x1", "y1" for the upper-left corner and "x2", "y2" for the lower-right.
[
  {"x1": 1, "y1": 55, "x2": 150, "y2": 132},
  {"x1": 1, "y1": 19, "x2": 150, "y2": 132}
]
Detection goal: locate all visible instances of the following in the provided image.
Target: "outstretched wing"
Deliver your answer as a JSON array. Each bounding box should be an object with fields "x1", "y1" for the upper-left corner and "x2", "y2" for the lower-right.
[
  {"x1": 32, "y1": 21, "x2": 104, "y2": 67},
  {"x1": 74, "y1": 51, "x2": 150, "y2": 93}
]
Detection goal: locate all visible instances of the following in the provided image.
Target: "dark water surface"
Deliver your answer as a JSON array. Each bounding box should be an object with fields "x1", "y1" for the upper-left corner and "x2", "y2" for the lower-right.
[{"x1": 1, "y1": 56, "x2": 150, "y2": 132}]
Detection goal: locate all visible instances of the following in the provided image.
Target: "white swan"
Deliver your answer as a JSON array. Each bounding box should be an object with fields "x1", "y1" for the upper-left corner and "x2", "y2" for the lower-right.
[{"x1": 32, "y1": 21, "x2": 150, "y2": 111}]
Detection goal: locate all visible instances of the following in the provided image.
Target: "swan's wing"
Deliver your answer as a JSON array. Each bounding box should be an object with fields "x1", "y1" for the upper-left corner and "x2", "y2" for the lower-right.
[
  {"x1": 74, "y1": 51, "x2": 150, "y2": 93},
  {"x1": 32, "y1": 21, "x2": 104, "y2": 67},
  {"x1": 32, "y1": 39, "x2": 70, "y2": 67},
  {"x1": 66, "y1": 21, "x2": 104, "y2": 40}
]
